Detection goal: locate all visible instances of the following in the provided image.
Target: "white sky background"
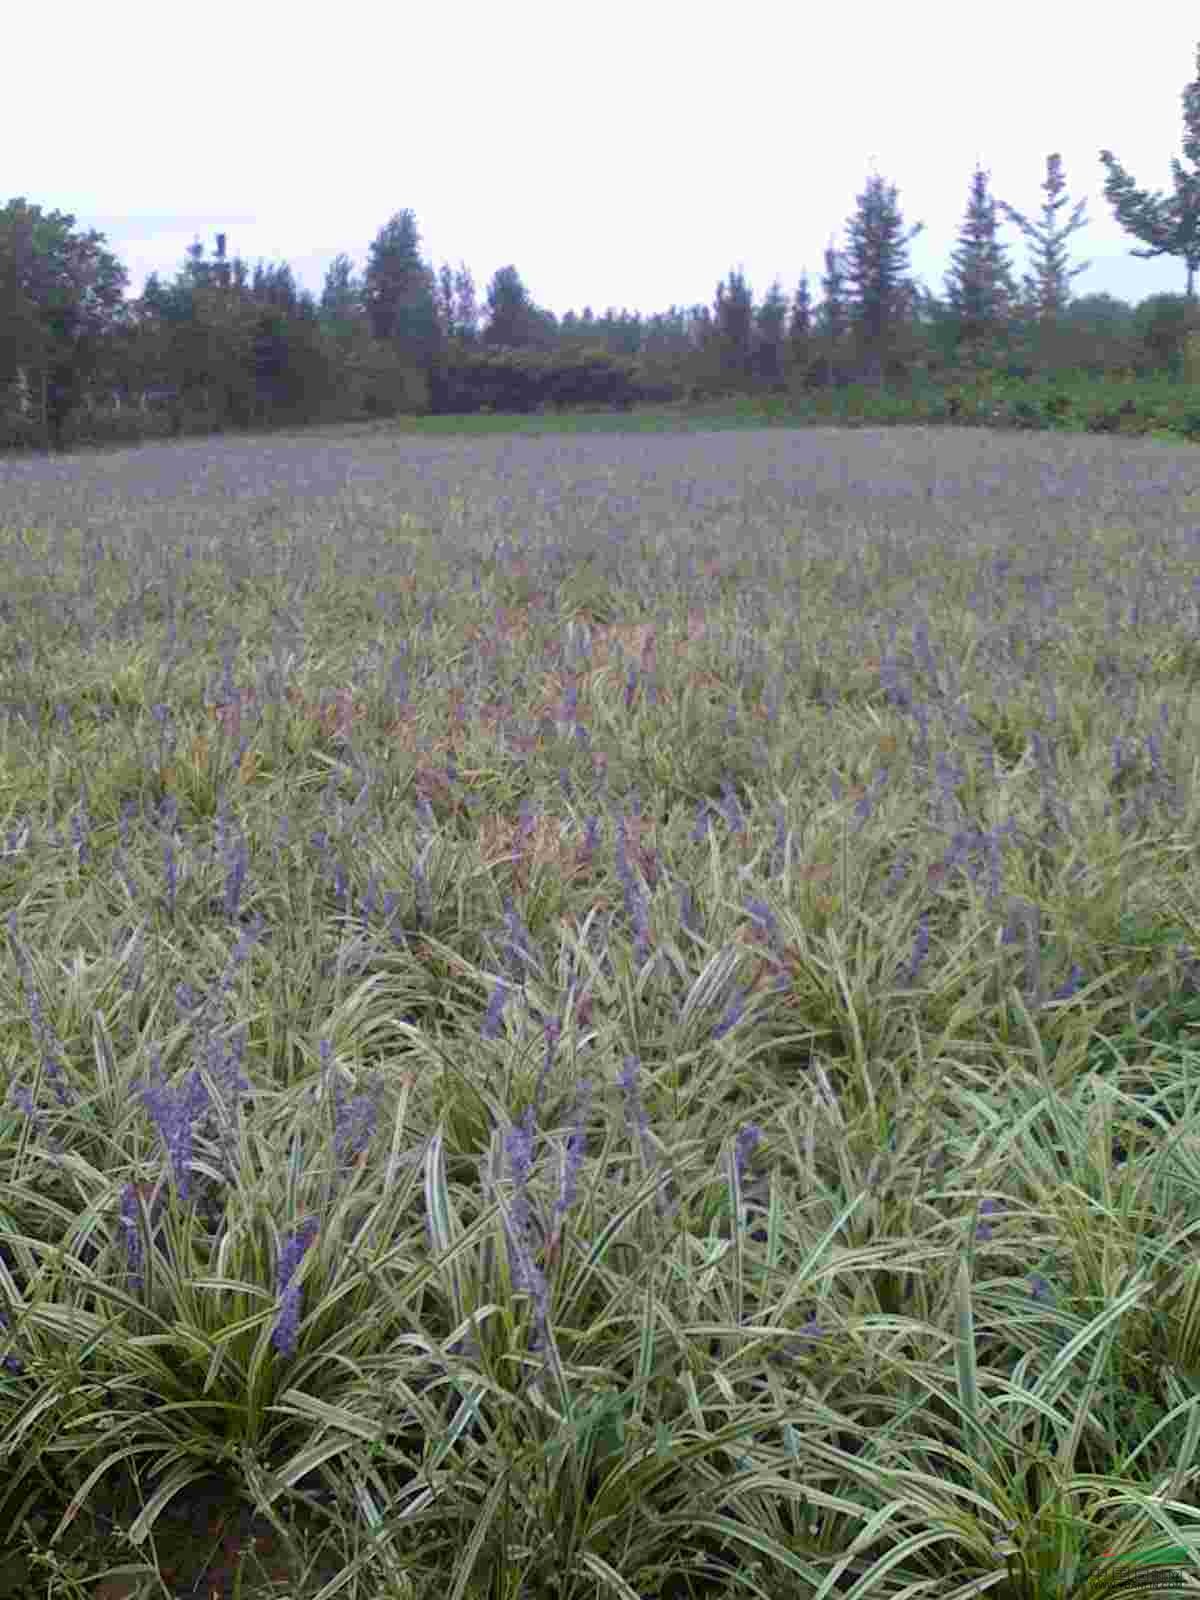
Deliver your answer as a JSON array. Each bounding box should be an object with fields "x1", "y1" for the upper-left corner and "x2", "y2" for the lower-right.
[{"x1": 13, "y1": 2, "x2": 1200, "y2": 321}]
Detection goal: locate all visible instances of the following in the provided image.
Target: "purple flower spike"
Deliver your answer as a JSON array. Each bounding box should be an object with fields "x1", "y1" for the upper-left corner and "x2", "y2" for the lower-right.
[
  {"x1": 554, "y1": 1078, "x2": 592, "y2": 1226},
  {"x1": 505, "y1": 1107, "x2": 537, "y2": 1242},
  {"x1": 905, "y1": 916, "x2": 930, "y2": 986},
  {"x1": 119, "y1": 1184, "x2": 145, "y2": 1289},
  {"x1": 734, "y1": 1123, "x2": 761, "y2": 1187},
  {"x1": 712, "y1": 987, "x2": 746, "y2": 1041},
  {"x1": 273, "y1": 1218, "x2": 319, "y2": 1358},
  {"x1": 482, "y1": 980, "x2": 509, "y2": 1039},
  {"x1": 140, "y1": 1061, "x2": 208, "y2": 1202}
]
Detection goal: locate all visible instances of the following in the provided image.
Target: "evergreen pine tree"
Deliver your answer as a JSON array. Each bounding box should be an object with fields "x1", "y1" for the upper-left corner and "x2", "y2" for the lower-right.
[
  {"x1": 943, "y1": 164, "x2": 1021, "y2": 370},
  {"x1": 997, "y1": 153, "x2": 1091, "y2": 331},
  {"x1": 839, "y1": 170, "x2": 924, "y2": 385},
  {"x1": 814, "y1": 242, "x2": 853, "y2": 386},
  {"x1": 786, "y1": 272, "x2": 814, "y2": 376},
  {"x1": 753, "y1": 276, "x2": 789, "y2": 384},
  {"x1": 712, "y1": 269, "x2": 754, "y2": 387}
]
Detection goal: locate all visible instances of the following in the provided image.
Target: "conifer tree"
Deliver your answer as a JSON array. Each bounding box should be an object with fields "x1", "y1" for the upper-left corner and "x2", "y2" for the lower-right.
[
  {"x1": 813, "y1": 243, "x2": 853, "y2": 385},
  {"x1": 713, "y1": 268, "x2": 754, "y2": 385},
  {"x1": 435, "y1": 263, "x2": 456, "y2": 341},
  {"x1": 753, "y1": 276, "x2": 789, "y2": 384},
  {"x1": 839, "y1": 170, "x2": 924, "y2": 384},
  {"x1": 943, "y1": 164, "x2": 1021, "y2": 368},
  {"x1": 786, "y1": 272, "x2": 814, "y2": 376},
  {"x1": 321, "y1": 254, "x2": 363, "y2": 331},
  {"x1": 996, "y1": 153, "x2": 1091, "y2": 326}
]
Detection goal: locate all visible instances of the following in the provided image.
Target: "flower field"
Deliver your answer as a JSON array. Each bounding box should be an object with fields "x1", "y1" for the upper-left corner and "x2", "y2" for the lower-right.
[{"x1": 3, "y1": 413, "x2": 1200, "y2": 1598}]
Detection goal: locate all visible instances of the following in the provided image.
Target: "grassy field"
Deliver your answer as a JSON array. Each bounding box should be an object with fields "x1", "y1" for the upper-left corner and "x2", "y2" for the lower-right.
[{"x1": 4, "y1": 408, "x2": 1200, "y2": 1598}]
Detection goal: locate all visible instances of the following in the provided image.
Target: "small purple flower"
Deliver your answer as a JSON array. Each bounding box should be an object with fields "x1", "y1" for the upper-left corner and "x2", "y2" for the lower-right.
[
  {"x1": 335, "y1": 1089, "x2": 378, "y2": 1167},
  {"x1": 502, "y1": 898, "x2": 536, "y2": 978},
  {"x1": 1050, "y1": 965, "x2": 1085, "y2": 1002},
  {"x1": 140, "y1": 1059, "x2": 208, "y2": 1201},
  {"x1": 217, "y1": 914, "x2": 263, "y2": 999},
  {"x1": 119, "y1": 1182, "x2": 148, "y2": 1289},
  {"x1": 482, "y1": 980, "x2": 509, "y2": 1039},
  {"x1": 904, "y1": 916, "x2": 930, "y2": 986},
  {"x1": 719, "y1": 780, "x2": 744, "y2": 834},
  {"x1": 534, "y1": 1016, "x2": 561, "y2": 1114},
  {"x1": 0, "y1": 1345, "x2": 24, "y2": 1376},
  {"x1": 713, "y1": 987, "x2": 746, "y2": 1041},
  {"x1": 733, "y1": 1124, "x2": 761, "y2": 1188},
  {"x1": 415, "y1": 792, "x2": 436, "y2": 832},
  {"x1": 975, "y1": 1198, "x2": 1000, "y2": 1242},
  {"x1": 163, "y1": 837, "x2": 178, "y2": 916},
  {"x1": 223, "y1": 835, "x2": 249, "y2": 920},
  {"x1": 10, "y1": 1084, "x2": 64, "y2": 1154},
  {"x1": 884, "y1": 853, "x2": 910, "y2": 896},
  {"x1": 744, "y1": 897, "x2": 779, "y2": 948},
  {"x1": 505, "y1": 1107, "x2": 537, "y2": 1244},
  {"x1": 272, "y1": 1217, "x2": 320, "y2": 1357},
  {"x1": 208, "y1": 1024, "x2": 249, "y2": 1114},
  {"x1": 554, "y1": 1078, "x2": 591, "y2": 1226},
  {"x1": 771, "y1": 803, "x2": 788, "y2": 876},
  {"x1": 70, "y1": 806, "x2": 91, "y2": 868},
  {"x1": 502, "y1": 1106, "x2": 552, "y2": 1336},
  {"x1": 8, "y1": 922, "x2": 75, "y2": 1107},
  {"x1": 1030, "y1": 1274, "x2": 1053, "y2": 1305}
]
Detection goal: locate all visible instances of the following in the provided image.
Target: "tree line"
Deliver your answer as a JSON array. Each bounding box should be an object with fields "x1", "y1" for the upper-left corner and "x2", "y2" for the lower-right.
[{"x1": 5, "y1": 41, "x2": 1200, "y2": 451}]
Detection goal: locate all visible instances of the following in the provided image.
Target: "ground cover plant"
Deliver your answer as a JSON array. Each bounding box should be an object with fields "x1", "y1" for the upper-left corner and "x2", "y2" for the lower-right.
[{"x1": 6, "y1": 415, "x2": 1200, "y2": 1597}]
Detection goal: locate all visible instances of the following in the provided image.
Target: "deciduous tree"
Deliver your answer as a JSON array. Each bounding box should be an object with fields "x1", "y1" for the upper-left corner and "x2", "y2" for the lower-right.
[
  {"x1": 482, "y1": 265, "x2": 552, "y2": 348},
  {"x1": 364, "y1": 210, "x2": 441, "y2": 370},
  {"x1": 1100, "y1": 42, "x2": 1200, "y2": 307},
  {"x1": 0, "y1": 197, "x2": 128, "y2": 444}
]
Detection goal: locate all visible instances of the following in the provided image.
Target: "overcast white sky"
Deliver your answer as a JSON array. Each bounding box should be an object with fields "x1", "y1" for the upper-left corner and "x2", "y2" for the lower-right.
[{"x1": 12, "y1": 3, "x2": 1200, "y2": 322}]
